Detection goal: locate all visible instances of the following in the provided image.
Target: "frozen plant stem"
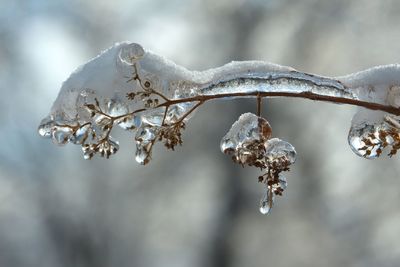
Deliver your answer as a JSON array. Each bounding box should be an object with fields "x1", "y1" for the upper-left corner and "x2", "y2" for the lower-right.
[
  {"x1": 149, "y1": 84, "x2": 400, "y2": 116},
  {"x1": 257, "y1": 95, "x2": 262, "y2": 117},
  {"x1": 38, "y1": 42, "x2": 400, "y2": 215}
]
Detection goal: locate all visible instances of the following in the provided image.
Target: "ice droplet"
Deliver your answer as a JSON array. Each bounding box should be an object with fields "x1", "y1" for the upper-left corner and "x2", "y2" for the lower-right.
[
  {"x1": 347, "y1": 109, "x2": 400, "y2": 159},
  {"x1": 118, "y1": 43, "x2": 145, "y2": 65},
  {"x1": 38, "y1": 116, "x2": 55, "y2": 138},
  {"x1": 259, "y1": 187, "x2": 274, "y2": 215},
  {"x1": 348, "y1": 124, "x2": 378, "y2": 158},
  {"x1": 70, "y1": 124, "x2": 91, "y2": 144},
  {"x1": 76, "y1": 89, "x2": 97, "y2": 122},
  {"x1": 82, "y1": 144, "x2": 96, "y2": 160},
  {"x1": 135, "y1": 141, "x2": 153, "y2": 164},
  {"x1": 94, "y1": 114, "x2": 112, "y2": 127},
  {"x1": 222, "y1": 113, "x2": 271, "y2": 146},
  {"x1": 220, "y1": 112, "x2": 272, "y2": 153},
  {"x1": 141, "y1": 108, "x2": 166, "y2": 127},
  {"x1": 135, "y1": 126, "x2": 156, "y2": 142},
  {"x1": 165, "y1": 104, "x2": 186, "y2": 124},
  {"x1": 117, "y1": 114, "x2": 141, "y2": 130},
  {"x1": 106, "y1": 99, "x2": 128, "y2": 117},
  {"x1": 51, "y1": 126, "x2": 73, "y2": 146},
  {"x1": 98, "y1": 138, "x2": 119, "y2": 158},
  {"x1": 220, "y1": 138, "x2": 235, "y2": 154},
  {"x1": 264, "y1": 138, "x2": 296, "y2": 164},
  {"x1": 134, "y1": 125, "x2": 158, "y2": 164},
  {"x1": 274, "y1": 174, "x2": 287, "y2": 191}
]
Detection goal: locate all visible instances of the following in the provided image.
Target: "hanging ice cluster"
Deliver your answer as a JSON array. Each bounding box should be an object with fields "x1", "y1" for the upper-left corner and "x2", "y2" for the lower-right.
[
  {"x1": 339, "y1": 69, "x2": 400, "y2": 159},
  {"x1": 38, "y1": 42, "x2": 197, "y2": 163},
  {"x1": 38, "y1": 42, "x2": 400, "y2": 214},
  {"x1": 221, "y1": 113, "x2": 296, "y2": 214}
]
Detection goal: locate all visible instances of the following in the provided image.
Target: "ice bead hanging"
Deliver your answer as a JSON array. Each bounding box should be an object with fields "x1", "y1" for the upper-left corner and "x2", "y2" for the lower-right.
[{"x1": 220, "y1": 113, "x2": 296, "y2": 214}]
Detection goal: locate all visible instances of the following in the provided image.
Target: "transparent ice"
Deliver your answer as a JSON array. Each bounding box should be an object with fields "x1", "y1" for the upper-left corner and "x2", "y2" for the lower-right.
[
  {"x1": 38, "y1": 42, "x2": 400, "y2": 161},
  {"x1": 220, "y1": 113, "x2": 272, "y2": 165},
  {"x1": 264, "y1": 138, "x2": 296, "y2": 164},
  {"x1": 260, "y1": 186, "x2": 274, "y2": 215}
]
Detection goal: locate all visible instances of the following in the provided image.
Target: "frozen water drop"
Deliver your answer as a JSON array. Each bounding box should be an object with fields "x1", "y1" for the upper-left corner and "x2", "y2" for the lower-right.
[
  {"x1": 135, "y1": 126, "x2": 156, "y2": 142},
  {"x1": 51, "y1": 126, "x2": 73, "y2": 146},
  {"x1": 38, "y1": 116, "x2": 55, "y2": 138},
  {"x1": 109, "y1": 139, "x2": 119, "y2": 154},
  {"x1": 118, "y1": 43, "x2": 145, "y2": 65},
  {"x1": 141, "y1": 108, "x2": 166, "y2": 127},
  {"x1": 106, "y1": 99, "x2": 128, "y2": 117},
  {"x1": 259, "y1": 187, "x2": 274, "y2": 215},
  {"x1": 117, "y1": 114, "x2": 141, "y2": 130},
  {"x1": 347, "y1": 109, "x2": 391, "y2": 159},
  {"x1": 71, "y1": 124, "x2": 91, "y2": 144},
  {"x1": 82, "y1": 144, "x2": 96, "y2": 160},
  {"x1": 273, "y1": 174, "x2": 287, "y2": 191},
  {"x1": 264, "y1": 138, "x2": 296, "y2": 164},
  {"x1": 165, "y1": 104, "x2": 186, "y2": 124},
  {"x1": 94, "y1": 114, "x2": 112, "y2": 128},
  {"x1": 222, "y1": 113, "x2": 272, "y2": 147},
  {"x1": 220, "y1": 138, "x2": 236, "y2": 154},
  {"x1": 220, "y1": 112, "x2": 273, "y2": 164},
  {"x1": 76, "y1": 89, "x2": 97, "y2": 121},
  {"x1": 279, "y1": 175, "x2": 287, "y2": 190},
  {"x1": 348, "y1": 123, "x2": 385, "y2": 159},
  {"x1": 135, "y1": 143, "x2": 151, "y2": 165}
]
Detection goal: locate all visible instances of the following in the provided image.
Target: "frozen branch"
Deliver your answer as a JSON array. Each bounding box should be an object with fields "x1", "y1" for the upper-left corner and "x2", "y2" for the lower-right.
[{"x1": 38, "y1": 42, "x2": 400, "y2": 214}]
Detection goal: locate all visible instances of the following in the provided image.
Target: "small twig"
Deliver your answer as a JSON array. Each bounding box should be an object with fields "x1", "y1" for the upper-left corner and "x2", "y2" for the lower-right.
[
  {"x1": 150, "y1": 89, "x2": 170, "y2": 102},
  {"x1": 257, "y1": 94, "x2": 262, "y2": 117},
  {"x1": 175, "y1": 101, "x2": 204, "y2": 125},
  {"x1": 161, "y1": 105, "x2": 169, "y2": 126}
]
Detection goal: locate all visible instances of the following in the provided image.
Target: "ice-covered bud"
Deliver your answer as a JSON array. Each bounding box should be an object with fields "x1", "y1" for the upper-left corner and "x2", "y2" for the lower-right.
[
  {"x1": 348, "y1": 109, "x2": 400, "y2": 158},
  {"x1": 264, "y1": 138, "x2": 296, "y2": 165},
  {"x1": 220, "y1": 112, "x2": 272, "y2": 166},
  {"x1": 38, "y1": 116, "x2": 55, "y2": 138},
  {"x1": 260, "y1": 186, "x2": 274, "y2": 215},
  {"x1": 118, "y1": 43, "x2": 145, "y2": 65},
  {"x1": 51, "y1": 126, "x2": 74, "y2": 146}
]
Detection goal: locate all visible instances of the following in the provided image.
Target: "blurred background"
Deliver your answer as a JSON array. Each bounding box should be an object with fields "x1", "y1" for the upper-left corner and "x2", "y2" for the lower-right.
[{"x1": 1, "y1": 0, "x2": 400, "y2": 266}]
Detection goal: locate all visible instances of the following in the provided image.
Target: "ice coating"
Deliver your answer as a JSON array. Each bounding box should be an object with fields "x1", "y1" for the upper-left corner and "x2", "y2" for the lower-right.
[
  {"x1": 38, "y1": 42, "x2": 400, "y2": 162},
  {"x1": 219, "y1": 113, "x2": 296, "y2": 215},
  {"x1": 348, "y1": 109, "x2": 400, "y2": 159},
  {"x1": 220, "y1": 112, "x2": 272, "y2": 166},
  {"x1": 264, "y1": 138, "x2": 296, "y2": 164},
  {"x1": 260, "y1": 186, "x2": 274, "y2": 215}
]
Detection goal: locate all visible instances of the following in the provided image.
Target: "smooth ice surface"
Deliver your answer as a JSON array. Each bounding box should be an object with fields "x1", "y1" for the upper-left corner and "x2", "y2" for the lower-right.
[
  {"x1": 259, "y1": 187, "x2": 274, "y2": 215},
  {"x1": 348, "y1": 109, "x2": 400, "y2": 159},
  {"x1": 220, "y1": 113, "x2": 272, "y2": 152},
  {"x1": 220, "y1": 113, "x2": 272, "y2": 165},
  {"x1": 264, "y1": 138, "x2": 297, "y2": 164}
]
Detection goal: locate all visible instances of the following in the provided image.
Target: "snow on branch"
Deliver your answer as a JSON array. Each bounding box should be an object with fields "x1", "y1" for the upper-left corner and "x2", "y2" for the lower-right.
[{"x1": 38, "y1": 42, "x2": 400, "y2": 214}]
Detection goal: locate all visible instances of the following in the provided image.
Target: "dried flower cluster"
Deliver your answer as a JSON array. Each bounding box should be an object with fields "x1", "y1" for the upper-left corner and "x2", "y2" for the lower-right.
[
  {"x1": 220, "y1": 113, "x2": 296, "y2": 214},
  {"x1": 357, "y1": 115, "x2": 400, "y2": 158},
  {"x1": 38, "y1": 42, "x2": 400, "y2": 215}
]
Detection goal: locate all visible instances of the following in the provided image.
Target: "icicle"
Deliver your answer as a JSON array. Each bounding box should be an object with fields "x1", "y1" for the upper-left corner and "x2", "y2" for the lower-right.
[{"x1": 259, "y1": 186, "x2": 274, "y2": 215}]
